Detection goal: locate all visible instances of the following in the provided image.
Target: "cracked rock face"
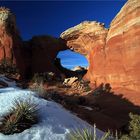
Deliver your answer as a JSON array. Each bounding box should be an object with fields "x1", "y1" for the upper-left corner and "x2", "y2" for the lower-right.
[{"x1": 61, "y1": 0, "x2": 140, "y2": 92}]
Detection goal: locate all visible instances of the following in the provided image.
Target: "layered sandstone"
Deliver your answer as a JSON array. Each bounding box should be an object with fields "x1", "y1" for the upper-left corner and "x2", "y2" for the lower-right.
[
  {"x1": 61, "y1": 21, "x2": 108, "y2": 56},
  {"x1": 105, "y1": 0, "x2": 140, "y2": 91},
  {"x1": 61, "y1": 0, "x2": 140, "y2": 92}
]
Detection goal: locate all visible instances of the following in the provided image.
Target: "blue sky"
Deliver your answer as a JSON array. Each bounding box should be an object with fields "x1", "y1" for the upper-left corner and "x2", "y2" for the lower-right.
[{"x1": 1, "y1": 1, "x2": 127, "y2": 69}]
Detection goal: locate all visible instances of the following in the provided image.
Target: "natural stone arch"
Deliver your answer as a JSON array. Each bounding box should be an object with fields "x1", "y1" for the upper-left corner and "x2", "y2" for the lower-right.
[{"x1": 60, "y1": 21, "x2": 108, "y2": 87}]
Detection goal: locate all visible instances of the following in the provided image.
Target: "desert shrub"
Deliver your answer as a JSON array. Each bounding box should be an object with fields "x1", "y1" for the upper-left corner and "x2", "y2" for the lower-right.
[
  {"x1": 68, "y1": 125, "x2": 112, "y2": 140},
  {"x1": 30, "y1": 81, "x2": 47, "y2": 98},
  {"x1": 32, "y1": 82, "x2": 46, "y2": 98},
  {"x1": 31, "y1": 73, "x2": 46, "y2": 84},
  {"x1": 0, "y1": 58, "x2": 18, "y2": 75},
  {"x1": 120, "y1": 113, "x2": 140, "y2": 140},
  {"x1": 0, "y1": 99, "x2": 38, "y2": 135},
  {"x1": 31, "y1": 72, "x2": 56, "y2": 84},
  {"x1": 31, "y1": 73, "x2": 49, "y2": 98}
]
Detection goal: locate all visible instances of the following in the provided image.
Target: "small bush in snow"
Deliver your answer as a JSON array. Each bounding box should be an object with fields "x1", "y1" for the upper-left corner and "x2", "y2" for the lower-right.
[
  {"x1": 0, "y1": 58, "x2": 18, "y2": 75},
  {"x1": 0, "y1": 99, "x2": 38, "y2": 135}
]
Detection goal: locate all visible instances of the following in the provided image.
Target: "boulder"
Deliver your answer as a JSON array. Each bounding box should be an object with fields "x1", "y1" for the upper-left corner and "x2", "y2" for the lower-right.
[{"x1": 63, "y1": 77, "x2": 78, "y2": 86}]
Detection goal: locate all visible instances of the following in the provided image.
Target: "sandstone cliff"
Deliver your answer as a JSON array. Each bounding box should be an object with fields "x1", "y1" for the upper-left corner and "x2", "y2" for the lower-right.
[
  {"x1": 61, "y1": 0, "x2": 140, "y2": 92},
  {"x1": 0, "y1": 7, "x2": 20, "y2": 63},
  {"x1": 0, "y1": 7, "x2": 26, "y2": 78}
]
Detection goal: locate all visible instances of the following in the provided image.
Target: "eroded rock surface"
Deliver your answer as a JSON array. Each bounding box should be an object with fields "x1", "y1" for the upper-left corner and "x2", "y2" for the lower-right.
[{"x1": 61, "y1": 0, "x2": 140, "y2": 92}]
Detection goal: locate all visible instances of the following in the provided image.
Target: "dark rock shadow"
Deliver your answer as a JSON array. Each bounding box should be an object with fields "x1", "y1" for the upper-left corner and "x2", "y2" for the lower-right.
[{"x1": 46, "y1": 83, "x2": 140, "y2": 135}]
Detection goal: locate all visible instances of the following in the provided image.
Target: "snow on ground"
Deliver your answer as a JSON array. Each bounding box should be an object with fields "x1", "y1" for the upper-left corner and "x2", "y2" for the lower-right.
[
  {"x1": 0, "y1": 75, "x2": 16, "y2": 87},
  {"x1": 0, "y1": 77, "x2": 104, "y2": 140}
]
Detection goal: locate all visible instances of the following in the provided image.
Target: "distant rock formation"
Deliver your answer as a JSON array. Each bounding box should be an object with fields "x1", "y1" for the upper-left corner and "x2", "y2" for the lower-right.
[
  {"x1": 0, "y1": 7, "x2": 26, "y2": 78},
  {"x1": 54, "y1": 58, "x2": 87, "y2": 78},
  {"x1": 72, "y1": 66, "x2": 87, "y2": 72},
  {"x1": 0, "y1": 7, "x2": 21, "y2": 64},
  {"x1": 22, "y1": 36, "x2": 67, "y2": 78},
  {"x1": 0, "y1": 7, "x2": 68, "y2": 78},
  {"x1": 61, "y1": 0, "x2": 140, "y2": 92}
]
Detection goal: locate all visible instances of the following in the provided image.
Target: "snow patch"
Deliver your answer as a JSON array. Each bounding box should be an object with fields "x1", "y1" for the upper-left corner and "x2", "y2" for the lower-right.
[
  {"x1": 0, "y1": 78, "x2": 104, "y2": 140},
  {"x1": 0, "y1": 75, "x2": 16, "y2": 87}
]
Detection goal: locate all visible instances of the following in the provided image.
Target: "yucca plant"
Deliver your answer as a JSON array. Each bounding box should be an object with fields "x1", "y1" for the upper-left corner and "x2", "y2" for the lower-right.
[
  {"x1": 0, "y1": 99, "x2": 38, "y2": 135},
  {"x1": 69, "y1": 128, "x2": 94, "y2": 140},
  {"x1": 68, "y1": 124, "x2": 112, "y2": 140}
]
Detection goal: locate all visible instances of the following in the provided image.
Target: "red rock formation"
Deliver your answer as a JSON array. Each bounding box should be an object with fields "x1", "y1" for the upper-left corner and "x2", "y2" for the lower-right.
[
  {"x1": 0, "y1": 7, "x2": 16, "y2": 62},
  {"x1": 105, "y1": 0, "x2": 140, "y2": 92},
  {"x1": 60, "y1": 21, "x2": 108, "y2": 86},
  {"x1": 0, "y1": 7, "x2": 25, "y2": 78},
  {"x1": 24, "y1": 36, "x2": 67, "y2": 77},
  {"x1": 61, "y1": 0, "x2": 140, "y2": 92},
  {"x1": 0, "y1": 7, "x2": 67, "y2": 78}
]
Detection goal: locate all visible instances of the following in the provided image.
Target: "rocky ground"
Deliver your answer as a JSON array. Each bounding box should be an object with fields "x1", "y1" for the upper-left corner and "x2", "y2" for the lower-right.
[
  {"x1": 27, "y1": 77, "x2": 140, "y2": 135},
  {"x1": 1, "y1": 72, "x2": 140, "y2": 136}
]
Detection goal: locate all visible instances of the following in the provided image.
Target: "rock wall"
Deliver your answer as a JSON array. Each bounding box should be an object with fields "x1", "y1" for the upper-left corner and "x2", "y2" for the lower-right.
[
  {"x1": 61, "y1": 0, "x2": 140, "y2": 92},
  {"x1": 0, "y1": 7, "x2": 19, "y2": 63},
  {"x1": 23, "y1": 36, "x2": 67, "y2": 78},
  {"x1": 104, "y1": 0, "x2": 140, "y2": 91},
  {"x1": 0, "y1": 7, "x2": 26, "y2": 78}
]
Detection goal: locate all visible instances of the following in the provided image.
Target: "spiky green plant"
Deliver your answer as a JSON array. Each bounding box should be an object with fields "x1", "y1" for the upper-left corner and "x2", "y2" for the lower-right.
[
  {"x1": 68, "y1": 125, "x2": 111, "y2": 140},
  {"x1": 69, "y1": 128, "x2": 94, "y2": 140},
  {"x1": 0, "y1": 99, "x2": 38, "y2": 135}
]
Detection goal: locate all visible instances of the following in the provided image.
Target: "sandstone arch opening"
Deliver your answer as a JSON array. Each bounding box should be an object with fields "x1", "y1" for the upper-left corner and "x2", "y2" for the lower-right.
[{"x1": 55, "y1": 50, "x2": 88, "y2": 78}]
